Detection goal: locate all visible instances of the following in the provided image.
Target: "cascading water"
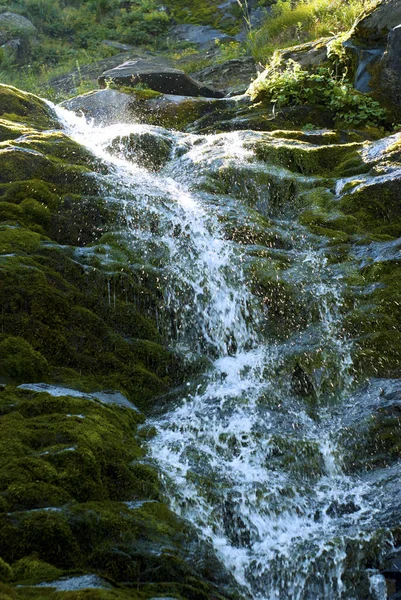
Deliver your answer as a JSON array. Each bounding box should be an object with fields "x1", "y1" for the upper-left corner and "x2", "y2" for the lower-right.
[{"x1": 55, "y1": 105, "x2": 395, "y2": 600}]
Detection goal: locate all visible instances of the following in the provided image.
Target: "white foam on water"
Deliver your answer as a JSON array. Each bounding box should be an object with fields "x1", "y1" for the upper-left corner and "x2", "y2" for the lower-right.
[{"x1": 54, "y1": 105, "x2": 391, "y2": 600}]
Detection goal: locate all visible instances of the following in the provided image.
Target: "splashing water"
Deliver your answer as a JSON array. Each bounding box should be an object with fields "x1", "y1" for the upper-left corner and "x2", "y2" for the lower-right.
[{"x1": 55, "y1": 106, "x2": 392, "y2": 600}]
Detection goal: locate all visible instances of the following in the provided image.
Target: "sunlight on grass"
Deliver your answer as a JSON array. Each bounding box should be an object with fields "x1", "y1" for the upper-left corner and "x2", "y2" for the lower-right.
[{"x1": 248, "y1": 0, "x2": 380, "y2": 64}]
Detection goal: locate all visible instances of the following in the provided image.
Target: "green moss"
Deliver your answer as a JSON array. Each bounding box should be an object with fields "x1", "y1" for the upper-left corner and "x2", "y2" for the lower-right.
[
  {"x1": 247, "y1": 259, "x2": 309, "y2": 339},
  {"x1": 268, "y1": 435, "x2": 324, "y2": 478},
  {"x1": 0, "y1": 226, "x2": 43, "y2": 254},
  {"x1": 339, "y1": 179, "x2": 401, "y2": 236},
  {"x1": 0, "y1": 119, "x2": 35, "y2": 143},
  {"x1": 0, "y1": 85, "x2": 59, "y2": 130},
  {"x1": 107, "y1": 83, "x2": 162, "y2": 100},
  {"x1": 0, "y1": 337, "x2": 49, "y2": 382},
  {"x1": 107, "y1": 132, "x2": 172, "y2": 171},
  {"x1": 252, "y1": 140, "x2": 365, "y2": 177},
  {"x1": 0, "y1": 559, "x2": 13, "y2": 584},
  {"x1": 12, "y1": 557, "x2": 62, "y2": 585}
]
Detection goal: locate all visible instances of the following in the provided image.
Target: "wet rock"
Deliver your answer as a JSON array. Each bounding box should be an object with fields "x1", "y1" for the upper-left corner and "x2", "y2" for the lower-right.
[
  {"x1": 170, "y1": 23, "x2": 234, "y2": 50},
  {"x1": 326, "y1": 500, "x2": 359, "y2": 518},
  {"x1": 62, "y1": 88, "x2": 221, "y2": 130},
  {"x1": 373, "y1": 25, "x2": 401, "y2": 117},
  {"x1": 291, "y1": 364, "x2": 315, "y2": 398},
  {"x1": 98, "y1": 59, "x2": 225, "y2": 98},
  {"x1": 382, "y1": 549, "x2": 401, "y2": 593},
  {"x1": 107, "y1": 130, "x2": 173, "y2": 171}
]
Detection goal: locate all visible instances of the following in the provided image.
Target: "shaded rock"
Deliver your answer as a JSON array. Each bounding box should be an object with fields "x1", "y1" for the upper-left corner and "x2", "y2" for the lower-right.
[
  {"x1": 193, "y1": 57, "x2": 258, "y2": 95},
  {"x1": 373, "y1": 25, "x2": 401, "y2": 117},
  {"x1": 107, "y1": 129, "x2": 173, "y2": 171},
  {"x1": 344, "y1": 40, "x2": 384, "y2": 92},
  {"x1": 352, "y1": 0, "x2": 401, "y2": 45},
  {"x1": 169, "y1": 23, "x2": 234, "y2": 50},
  {"x1": 98, "y1": 59, "x2": 224, "y2": 98},
  {"x1": 275, "y1": 37, "x2": 332, "y2": 71},
  {"x1": 382, "y1": 549, "x2": 401, "y2": 594}
]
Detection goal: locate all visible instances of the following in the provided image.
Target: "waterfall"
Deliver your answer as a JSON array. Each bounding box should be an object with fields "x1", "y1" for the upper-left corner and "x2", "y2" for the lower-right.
[{"x1": 55, "y1": 105, "x2": 393, "y2": 600}]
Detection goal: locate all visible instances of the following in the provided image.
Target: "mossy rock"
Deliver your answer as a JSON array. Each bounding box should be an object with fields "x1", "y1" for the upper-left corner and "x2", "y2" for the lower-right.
[
  {"x1": 0, "y1": 119, "x2": 35, "y2": 143},
  {"x1": 0, "y1": 559, "x2": 12, "y2": 584},
  {"x1": 268, "y1": 435, "x2": 324, "y2": 479},
  {"x1": 107, "y1": 131, "x2": 173, "y2": 172},
  {"x1": 12, "y1": 132, "x2": 102, "y2": 170},
  {"x1": 0, "y1": 85, "x2": 59, "y2": 130},
  {"x1": 339, "y1": 177, "x2": 401, "y2": 237},
  {"x1": 0, "y1": 336, "x2": 49, "y2": 382},
  {"x1": 0, "y1": 226, "x2": 43, "y2": 254},
  {"x1": 252, "y1": 140, "x2": 365, "y2": 178},
  {"x1": 247, "y1": 259, "x2": 310, "y2": 339},
  {"x1": 12, "y1": 557, "x2": 62, "y2": 585}
]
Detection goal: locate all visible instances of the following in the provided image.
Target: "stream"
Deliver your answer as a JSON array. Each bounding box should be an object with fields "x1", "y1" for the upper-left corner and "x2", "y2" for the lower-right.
[{"x1": 55, "y1": 104, "x2": 400, "y2": 600}]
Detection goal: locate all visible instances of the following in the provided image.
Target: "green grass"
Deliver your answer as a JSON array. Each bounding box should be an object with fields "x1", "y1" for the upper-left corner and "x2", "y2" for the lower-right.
[
  {"x1": 247, "y1": 0, "x2": 379, "y2": 64},
  {"x1": 0, "y1": 0, "x2": 171, "y2": 98}
]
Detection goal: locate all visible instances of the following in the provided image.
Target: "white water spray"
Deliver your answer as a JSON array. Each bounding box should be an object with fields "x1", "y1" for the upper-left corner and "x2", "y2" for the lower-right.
[{"x1": 55, "y1": 106, "x2": 390, "y2": 600}]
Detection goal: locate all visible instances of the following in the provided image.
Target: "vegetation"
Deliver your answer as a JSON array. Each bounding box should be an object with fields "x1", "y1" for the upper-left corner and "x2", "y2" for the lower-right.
[
  {"x1": 247, "y1": 0, "x2": 379, "y2": 63},
  {"x1": 249, "y1": 61, "x2": 388, "y2": 128},
  {"x1": 0, "y1": 0, "x2": 171, "y2": 99}
]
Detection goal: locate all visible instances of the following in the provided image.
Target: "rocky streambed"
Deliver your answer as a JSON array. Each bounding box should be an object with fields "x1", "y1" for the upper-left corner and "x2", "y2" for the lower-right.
[{"x1": 0, "y1": 55, "x2": 401, "y2": 600}]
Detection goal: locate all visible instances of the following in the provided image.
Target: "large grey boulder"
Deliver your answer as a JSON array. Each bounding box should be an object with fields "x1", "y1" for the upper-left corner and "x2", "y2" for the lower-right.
[
  {"x1": 0, "y1": 12, "x2": 36, "y2": 58},
  {"x1": 61, "y1": 89, "x2": 137, "y2": 124},
  {"x1": 60, "y1": 88, "x2": 221, "y2": 129},
  {"x1": 0, "y1": 12, "x2": 36, "y2": 40},
  {"x1": 98, "y1": 59, "x2": 224, "y2": 98}
]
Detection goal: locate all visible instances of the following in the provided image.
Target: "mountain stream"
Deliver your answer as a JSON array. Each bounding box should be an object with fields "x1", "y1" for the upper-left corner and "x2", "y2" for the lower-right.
[{"x1": 56, "y1": 105, "x2": 401, "y2": 600}]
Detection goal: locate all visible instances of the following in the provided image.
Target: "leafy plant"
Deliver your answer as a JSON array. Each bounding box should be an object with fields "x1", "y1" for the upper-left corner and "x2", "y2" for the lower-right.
[{"x1": 249, "y1": 60, "x2": 388, "y2": 127}]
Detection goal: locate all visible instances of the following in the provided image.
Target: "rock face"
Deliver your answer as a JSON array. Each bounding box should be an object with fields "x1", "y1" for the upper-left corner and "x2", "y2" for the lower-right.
[
  {"x1": 98, "y1": 59, "x2": 225, "y2": 98},
  {"x1": 193, "y1": 57, "x2": 258, "y2": 95},
  {"x1": 169, "y1": 23, "x2": 234, "y2": 49},
  {"x1": 346, "y1": 0, "x2": 401, "y2": 108},
  {"x1": 352, "y1": 0, "x2": 401, "y2": 45},
  {"x1": 374, "y1": 24, "x2": 401, "y2": 115}
]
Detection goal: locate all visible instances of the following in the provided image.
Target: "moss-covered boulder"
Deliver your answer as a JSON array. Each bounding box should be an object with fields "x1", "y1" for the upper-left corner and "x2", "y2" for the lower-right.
[
  {"x1": 107, "y1": 130, "x2": 173, "y2": 171},
  {"x1": 0, "y1": 84, "x2": 59, "y2": 130},
  {"x1": 0, "y1": 84, "x2": 236, "y2": 600}
]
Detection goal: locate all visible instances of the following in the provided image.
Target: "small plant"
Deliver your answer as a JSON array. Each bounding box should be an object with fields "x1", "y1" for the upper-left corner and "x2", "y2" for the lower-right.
[{"x1": 249, "y1": 61, "x2": 388, "y2": 127}]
